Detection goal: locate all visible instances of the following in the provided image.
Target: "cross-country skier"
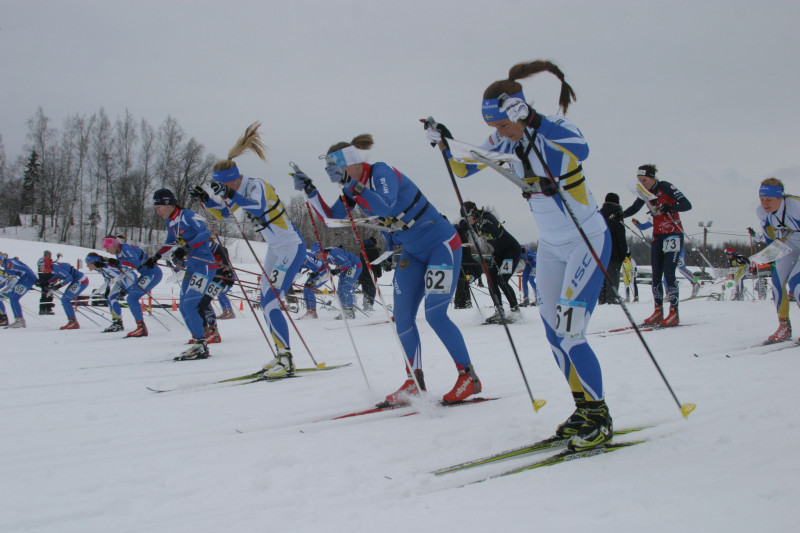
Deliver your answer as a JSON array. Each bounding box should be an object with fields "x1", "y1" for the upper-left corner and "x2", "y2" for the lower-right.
[
  {"x1": 293, "y1": 134, "x2": 482, "y2": 404},
  {"x1": 101, "y1": 235, "x2": 163, "y2": 337},
  {"x1": 519, "y1": 245, "x2": 538, "y2": 307},
  {"x1": 632, "y1": 218, "x2": 700, "y2": 297},
  {"x1": 48, "y1": 260, "x2": 90, "y2": 330},
  {"x1": 623, "y1": 164, "x2": 692, "y2": 326},
  {"x1": 85, "y1": 252, "x2": 127, "y2": 332},
  {"x1": 0, "y1": 252, "x2": 37, "y2": 328},
  {"x1": 462, "y1": 201, "x2": 522, "y2": 323},
  {"x1": 312, "y1": 243, "x2": 361, "y2": 320},
  {"x1": 755, "y1": 177, "x2": 800, "y2": 344},
  {"x1": 298, "y1": 245, "x2": 329, "y2": 320},
  {"x1": 147, "y1": 188, "x2": 215, "y2": 360},
  {"x1": 725, "y1": 247, "x2": 750, "y2": 301},
  {"x1": 425, "y1": 59, "x2": 612, "y2": 450},
  {"x1": 36, "y1": 250, "x2": 56, "y2": 315},
  {"x1": 191, "y1": 122, "x2": 305, "y2": 377}
]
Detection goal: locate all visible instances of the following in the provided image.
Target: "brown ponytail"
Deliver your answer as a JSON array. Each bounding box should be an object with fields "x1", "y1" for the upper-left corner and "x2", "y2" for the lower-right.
[
  {"x1": 327, "y1": 133, "x2": 374, "y2": 155},
  {"x1": 484, "y1": 60, "x2": 576, "y2": 114},
  {"x1": 213, "y1": 122, "x2": 268, "y2": 172}
]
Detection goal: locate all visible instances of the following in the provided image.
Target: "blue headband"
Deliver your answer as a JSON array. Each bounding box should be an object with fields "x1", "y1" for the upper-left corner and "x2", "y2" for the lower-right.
[
  {"x1": 213, "y1": 166, "x2": 241, "y2": 184},
  {"x1": 482, "y1": 91, "x2": 525, "y2": 122},
  {"x1": 759, "y1": 184, "x2": 784, "y2": 198}
]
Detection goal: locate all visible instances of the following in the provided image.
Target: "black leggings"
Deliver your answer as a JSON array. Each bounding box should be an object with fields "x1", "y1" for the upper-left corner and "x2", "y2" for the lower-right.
[
  {"x1": 487, "y1": 245, "x2": 521, "y2": 308},
  {"x1": 651, "y1": 234, "x2": 682, "y2": 307}
]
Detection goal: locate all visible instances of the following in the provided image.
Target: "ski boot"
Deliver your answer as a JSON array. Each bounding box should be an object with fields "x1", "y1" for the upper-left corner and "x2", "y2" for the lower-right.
[
  {"x1": 205, "y1": 327, "x2": 221, "y2": 344},
  {"x1": 335, "y1": 307, "x2": 356, "y2": 320},
  {"x1": 7, "y1": 317, "x2": 26, "y2": 329},
  {"x1": 299, "y1": 308, "x2": 318, "y2": 320},
  {"x1": 217, "y1": 308, "x2": 235, "y2": 320},
  {"x1": 443, "y1": 364, "x2": 481, "y2": 403},
  {"x1": 660, "y1": 307, "x2": 679, "y2": 327},
  {"x1": 519, "y1": 297, "x2": 530, "y2": 308},
  {"x1": 765, "y1": 317, "x2": 791, "y2": 344},
  {"x1": 642, "y1": 305, "x2": 663, "y2": 325},
  {"x1": 384, "y1": 369, "x2": 425, "y2": 405},
  {"x1": 176, "y1": 339, "x2": 209, "y2": 360},
  {"x1": 60, "y1": 318, "x2": 80, "y2": 330},
  {"x1": 126, "y1": 321, "x2": 148, "y2": 338},
  {"x1": 262, "y1": 351, "x2": 295, "y2": 378},
  {"x1": 483, "y1": 307, "x2": 507, "y2": 325},
  {"x1": 0, "y1": 313, "x2": 7, "y2": 327},
  {"x1": 567, "y1": 400, "x2": 614, "y2": 451},
  {"x1": 555, "y1": 393, "x2": 591, "y2": 438},
  {"x1": 103, "y1": 319, "x2": 124, "y2": 333}
]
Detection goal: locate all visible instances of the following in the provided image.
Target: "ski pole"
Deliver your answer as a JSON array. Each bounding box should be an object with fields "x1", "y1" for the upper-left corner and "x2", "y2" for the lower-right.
[
  {"x1": 192, "y1": 201, "x2": 278, "y2": 359},
  {"x1": 422, "y1": 116, "x2": 545, "y2": 413},
  {"x1": 210, "y1": 195, "x2": 322, "y2": 368},
  {"x1": 290, "y1": 162, "x2": 372, "y2": 393},
  {"x1": 500, "y1": 97, "x2": 694, "y2": 418}
]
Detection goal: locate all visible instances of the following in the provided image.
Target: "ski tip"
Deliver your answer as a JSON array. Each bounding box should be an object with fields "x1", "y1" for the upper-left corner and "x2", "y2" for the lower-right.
[
  {"x1": 680, "y1": 403, "x2": 697, "y2": 418},
  {"x1": 533, "y1": 398, "x2": 547, "y2": 412}
]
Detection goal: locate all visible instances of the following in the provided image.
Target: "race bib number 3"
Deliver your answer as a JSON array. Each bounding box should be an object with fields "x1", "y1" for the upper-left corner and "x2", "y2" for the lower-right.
[
  {"x1": 425, "y1": 265, "x2": 454, "y2": 294},
  {"x1": 555, "y1": 298, "x2": 587, "y2": 338},
  {"x1": 266, "y1": 265, "x2": 289, "y2": 289}
]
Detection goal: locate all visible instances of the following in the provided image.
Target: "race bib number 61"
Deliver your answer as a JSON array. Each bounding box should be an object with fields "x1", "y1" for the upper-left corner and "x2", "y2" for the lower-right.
[{"x1": 555, "y1": 298, "x2": 586, "y2": 338}]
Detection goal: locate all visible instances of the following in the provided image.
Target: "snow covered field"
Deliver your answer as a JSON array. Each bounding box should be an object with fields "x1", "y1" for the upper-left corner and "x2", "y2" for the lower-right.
[{"x1": 0, "y1": 236, "x2": 797, "y2": 533}]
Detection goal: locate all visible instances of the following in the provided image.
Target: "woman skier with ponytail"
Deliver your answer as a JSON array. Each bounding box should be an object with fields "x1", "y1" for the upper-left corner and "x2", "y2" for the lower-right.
[
  {"x1": 292, "y1": 134, "x2": 482, "y2": 405},
  {"x1": 425, "y1": 60, "x2": 613, "y2": 451}
]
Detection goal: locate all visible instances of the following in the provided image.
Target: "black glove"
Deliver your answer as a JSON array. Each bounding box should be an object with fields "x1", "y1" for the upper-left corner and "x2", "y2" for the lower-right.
[
  {"x1": 189, "y1": 185, "x2": 210, "y2": 203},
  {"x1": 330, "y1": 268, "x2": 340, "y2": 276},
  {"x1": 660, "y1": 204, "x2": 676, "y2": 214},
  {"x1": 141, "y1": 253, "x2": 161, "y2": 270},
  {"x1": 172, "y1": 246, "x2": 189, "y2": 261},
  {"x1": 383, "y1": 258, "x2": 393, "y2": 271},
  {"x1": 108, "y1": 257, "x2": 120, "y2": 268},
  {"x1": 747, "y1": 227, "x2": 756, "y2": 237},
  {"x1": 540, "y1": 177, "x2": 558, "y2": 197},
  {"x1": 292, "y1": 171, "x2": 317, "y2": 195},
  {"x1": 210, "y1": 181, "x2": 235, "y2": 199}
]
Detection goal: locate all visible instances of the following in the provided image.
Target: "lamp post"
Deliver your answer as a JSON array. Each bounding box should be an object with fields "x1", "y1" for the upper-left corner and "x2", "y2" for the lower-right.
[{"x1": 698, "y1": 221, "x2": 713, "y2": 272}]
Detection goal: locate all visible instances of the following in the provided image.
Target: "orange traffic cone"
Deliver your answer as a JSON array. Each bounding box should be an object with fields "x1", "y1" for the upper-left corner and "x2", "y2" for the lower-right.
[
  {"x1": 239, "y1": 299, "x2": 244, "y2": 311},
  {"x1": 172, "y1": 299, "x2": 178, "y2": 311}
]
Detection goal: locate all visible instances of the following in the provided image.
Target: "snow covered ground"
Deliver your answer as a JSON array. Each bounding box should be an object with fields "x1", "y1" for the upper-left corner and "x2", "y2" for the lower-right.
[{"x1": 0, "y1": 236, "x2": 797, "y2": 533}]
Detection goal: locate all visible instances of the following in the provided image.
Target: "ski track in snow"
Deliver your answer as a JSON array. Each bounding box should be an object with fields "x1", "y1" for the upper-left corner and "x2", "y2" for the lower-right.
[{"x1": 0, "y1": 236, "x2": 797, "y2": 532}]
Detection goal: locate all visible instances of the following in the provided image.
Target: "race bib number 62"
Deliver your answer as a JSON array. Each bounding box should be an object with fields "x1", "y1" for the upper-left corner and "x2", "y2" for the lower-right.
[{"x1": 425, "y1": 264, "x2": 454, "y2": 294}]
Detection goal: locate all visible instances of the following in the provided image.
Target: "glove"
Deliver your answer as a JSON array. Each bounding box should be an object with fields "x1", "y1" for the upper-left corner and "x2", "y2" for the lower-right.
[
  {"x1": 330, "y1": 268, "x2": 340, "y2": 276},
  {"x1": 141, "y1": 253, "x2": 161, "y2": 270},
  {"x1": 210, "y1": 181, "x2": 235, "y2": 199},
  {"x1": 383, "y1": 258, "x2": 393, "y2": 271},
  {"x1": 245, "y1": 211, "x2": 267, "y2": 232},
  {"x1": 292, "y1": 171, "x2": 317, "y2": 195},
  {"x1": 108, "y1": 257, "x2": 120, "y2": 268},
  {"x1": 660, "y1": 204, "x2": 676, "y2": 214},
  {"x1": 539, "y1": 177, "x2": 558, "y2": 197},
  {"x1": 424, "y1": 122, "x2": 453, "y2": 146},
  {"x1": 499, "y1": 96, "x2": 542, "y2": 128},
  {"x1": 189, "y1": 185, "x2": 210, "y2": 203},
  {"x1": 326, "y1": 164, "x2": 346, "y2": 184},
  {"x1": 172, "y1": 246, "x2": 189, "y2": 261},
  {"x1": 747, "y1": 227, "x2": 756, "y2": 237}
]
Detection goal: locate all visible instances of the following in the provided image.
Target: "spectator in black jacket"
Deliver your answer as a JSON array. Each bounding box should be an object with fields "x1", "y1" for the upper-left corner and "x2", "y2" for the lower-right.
[{"x1": 599, "y1": 193, "x2": 629, "y2": 304}]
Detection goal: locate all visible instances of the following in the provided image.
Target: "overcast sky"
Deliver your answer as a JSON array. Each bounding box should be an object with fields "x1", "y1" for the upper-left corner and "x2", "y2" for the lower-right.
[{"x1": 2, "y1": 0, "x2": 799, "y2": 248}]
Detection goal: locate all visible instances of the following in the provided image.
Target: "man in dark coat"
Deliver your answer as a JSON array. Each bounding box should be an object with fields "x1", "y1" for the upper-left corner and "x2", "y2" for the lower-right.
[{"x1": 599, "y1": 193, "x2": 629, "y2": 304}]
